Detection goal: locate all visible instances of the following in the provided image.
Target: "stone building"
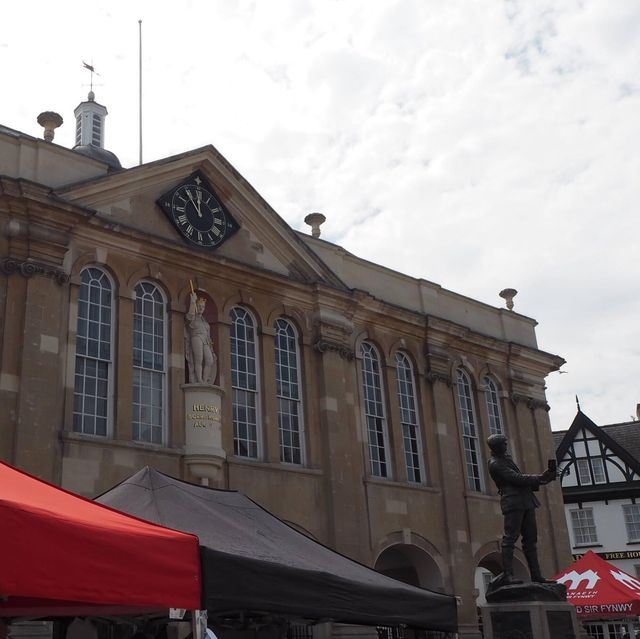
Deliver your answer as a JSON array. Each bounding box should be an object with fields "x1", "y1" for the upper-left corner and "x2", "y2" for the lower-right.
[{"x1": 0, "y1": 97, "x2": 571, "y2": 639}]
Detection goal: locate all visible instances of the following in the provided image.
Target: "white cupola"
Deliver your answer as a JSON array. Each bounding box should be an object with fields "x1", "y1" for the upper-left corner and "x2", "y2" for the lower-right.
[{"x1": 73, "y1": 91, "x2": 108, "y2": 148}]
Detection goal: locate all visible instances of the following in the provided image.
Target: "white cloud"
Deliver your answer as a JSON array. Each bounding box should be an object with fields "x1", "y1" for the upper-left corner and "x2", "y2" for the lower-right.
[{"x1": 1, "y1": 0, "x2": 638, "y2": 431}]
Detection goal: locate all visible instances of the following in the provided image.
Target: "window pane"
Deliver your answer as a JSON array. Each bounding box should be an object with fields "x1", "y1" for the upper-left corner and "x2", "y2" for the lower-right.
[
  {"x1": 275, "y1": 319, "x2": 303, "y2": 465},
  {"x1": 132, "y1": 283, "x2": 166, "y2": 444},
  {"x1": 231, "y1": 308, "x2": 260, "y2": 458},
  {"x1": 457, "y1": 369, "x2": 482, "y2": 491},
  {"x1": 361, "y1": 342, "x2": 389, "y2": 478},
  {"x1": 484, "y1": 377, "x2": 504, "y2": 435},
  {"x1": 73, "y1": 268, "x2": 112, "y2": 436},
  {"x1": 576, "y1": 458, "x2": 592, "y2": 485},
  {"x1": 395, "y1": 352, "x2": 423, "y2": 483},
  {"x1": 623, "y1": 504, "x2": 640, "y2": 542},
  {"x1": 570, "y1": 508, "x2": 598, "y2": 545}
]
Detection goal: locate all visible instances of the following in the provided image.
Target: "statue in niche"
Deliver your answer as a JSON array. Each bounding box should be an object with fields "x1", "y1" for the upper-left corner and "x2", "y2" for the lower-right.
[{"x1": 184, "y1": 291, "x2": 217, "y2": 385}]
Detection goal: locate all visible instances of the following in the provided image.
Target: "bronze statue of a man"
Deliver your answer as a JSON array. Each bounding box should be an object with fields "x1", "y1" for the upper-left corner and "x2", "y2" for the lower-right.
[{"x1": 487, "y1": 434, "x2": 557, "y2": 585}]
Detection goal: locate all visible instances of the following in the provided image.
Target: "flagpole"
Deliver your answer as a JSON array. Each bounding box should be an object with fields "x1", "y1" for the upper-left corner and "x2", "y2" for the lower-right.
[{"x1": 138, "y1": 19, "x2": 143, "y2": 165}]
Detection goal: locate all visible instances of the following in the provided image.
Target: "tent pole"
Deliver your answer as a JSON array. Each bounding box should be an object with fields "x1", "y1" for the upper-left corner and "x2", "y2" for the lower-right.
[{"x1": 191, "y1": 609, "x2": 207, "y2": 639}]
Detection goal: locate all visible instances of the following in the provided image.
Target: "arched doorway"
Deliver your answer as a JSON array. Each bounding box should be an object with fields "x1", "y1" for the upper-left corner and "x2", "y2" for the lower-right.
[
  {"x1": 475, "y1": 549, "x2": 528, "y2": 604},
  {"x1": 374, "y1": 543, "x2": 444, "y2": 592}
]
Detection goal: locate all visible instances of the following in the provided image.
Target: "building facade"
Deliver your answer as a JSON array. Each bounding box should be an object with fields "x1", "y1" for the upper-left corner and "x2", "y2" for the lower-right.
[
  {"x1": 554, "y1": 409, "x2": 640, "y2": 638},
  {"x1": 0, "y1": 102, "x2": 570, "y2": 639}
]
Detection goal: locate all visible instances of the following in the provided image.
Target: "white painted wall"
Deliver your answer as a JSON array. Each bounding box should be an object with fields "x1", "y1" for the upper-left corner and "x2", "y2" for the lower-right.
[{"x1": 564, "y1": 498, "x2": 640, "y2": 576}]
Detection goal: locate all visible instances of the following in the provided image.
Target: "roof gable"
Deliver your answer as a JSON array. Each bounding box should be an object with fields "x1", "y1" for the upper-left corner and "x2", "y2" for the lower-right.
[
  {"x1": 556, "y1": 410, "x2": 640, "y2": 489},
  {"x1": 54, "y1": 145, "x2": 345, "y2": 288}
]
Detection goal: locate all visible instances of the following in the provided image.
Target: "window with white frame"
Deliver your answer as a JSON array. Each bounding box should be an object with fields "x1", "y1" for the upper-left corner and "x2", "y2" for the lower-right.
[
  {"x1": 570, "y1": 508, "x2": 598, "y2": 545},
  {"x1": 231, "y1": 307, "x2": 260, "y2": 458},
  {"x1": 395, "y1": 352, "x2": 423, "y2": 483},
  {"x1": 274, "y1": 318, "x2": 304, "y2": 464},
  {"x1": 623, "y1": 504, "x2": 640, "y2": 542},
  {"x1": 591, "y1": 457, "x2": 606, "y2": 483},
  {"x1": 576, "y1": 458, "x2": 592, "y2": 484},
  {"x1": 360, "y1": 342, "x2": 390, "y2": 478},
  {"x1": 456, "y1": 369, "x2": 483, "y2": 491},
  {"x1": 73, "y1": 267, "x2": 113, "y2": 436},
  {"x1": 484, "y1": 376, "x2": 505, "y2": 435},
  {"x1": 582, "y1": 624, "x2": 604, "y2": 639},
  {"x1": 132, "y1": 282, "x2": 166, "y2": 444},
  {"x1": 576, "y1": 457, "x2": 607, "y2": 485}
]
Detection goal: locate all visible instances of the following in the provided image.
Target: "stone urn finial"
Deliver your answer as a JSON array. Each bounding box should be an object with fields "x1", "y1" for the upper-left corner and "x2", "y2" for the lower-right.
[
  {"x1": 304, "y1": 212, "x2": 326, "y2": 238},
  {"x1": 37, "y1": 111, "x2": 63, "y2": 142},
  {"x1": 499, "y1": 288, "x2": 518, "y2": 311}
]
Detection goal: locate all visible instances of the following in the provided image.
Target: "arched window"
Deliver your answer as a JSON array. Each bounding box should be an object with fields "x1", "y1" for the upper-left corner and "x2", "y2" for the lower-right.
[
  {"x1": 231, "y1": 307, "x2": 260, "y2": 458},
  {"x1": 360, "y1": 342, "x2": 390, "y2": 478},
  {"x1": 456, "y1": 369, "x2": 483, "y2": 491},
  {"x1": 132, "y1": 282, "x2": 167, "y2": 444},
  {"x1": 274, "y1": 319, "x2": 304, "y2": 464},
  {"x1": 484, "y1": 376, "x2": 505, "y2": 436},
  {"x1": 73, "y1": 267, "x2": 113, "y2": 436},
  {"x1": 395, "y1": 352, "x2": 424, "y2": 483}
]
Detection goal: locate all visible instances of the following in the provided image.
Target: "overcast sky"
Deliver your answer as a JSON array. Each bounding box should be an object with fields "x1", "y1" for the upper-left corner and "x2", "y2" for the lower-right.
[{"x1": 2, "y1": 0, "x2": 639, "y2": 431}]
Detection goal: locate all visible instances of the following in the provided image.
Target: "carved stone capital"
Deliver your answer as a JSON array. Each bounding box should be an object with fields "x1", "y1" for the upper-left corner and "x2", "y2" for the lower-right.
[
  {"x1": 1, "y1": 256, "x2": 69, "y2": 285},
  {"x1": 313, "y1": 337, "x2": 354, "y2": 360},
  {"x1": 510, "y1": 393, "x2": 550, "y2": 412},
  {"x1": 426, "y1": 370, "x2": 452, "y2": 386}
]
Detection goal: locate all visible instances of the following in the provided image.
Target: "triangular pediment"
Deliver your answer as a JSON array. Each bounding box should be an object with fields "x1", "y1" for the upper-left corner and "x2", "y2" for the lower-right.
[{"x1": 54, "y1": 146, "x2": 345, "y2": 287}]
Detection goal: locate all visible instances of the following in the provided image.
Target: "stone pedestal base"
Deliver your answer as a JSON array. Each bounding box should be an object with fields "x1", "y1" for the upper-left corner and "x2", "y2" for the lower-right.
[
  {"x1": 480, "y1": 599, "x2": 580, "y2": 639},
  {"x1": 182, "y1": 383, "x2": 226, "y2": 486}
]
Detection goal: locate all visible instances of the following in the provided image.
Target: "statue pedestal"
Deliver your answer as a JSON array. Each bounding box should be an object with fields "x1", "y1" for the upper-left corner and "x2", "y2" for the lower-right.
[
  {"x1": 181, "y1": 383, "x2": 226, "y2": 486},
  {"x1": 480, "y1": 583, "x2": 582, "y2": 639}
]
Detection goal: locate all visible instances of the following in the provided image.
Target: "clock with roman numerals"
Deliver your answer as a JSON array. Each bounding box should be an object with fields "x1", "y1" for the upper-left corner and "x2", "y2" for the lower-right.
[{"x1": 157, "y1": 172, "x2": 240, "y2": 249}]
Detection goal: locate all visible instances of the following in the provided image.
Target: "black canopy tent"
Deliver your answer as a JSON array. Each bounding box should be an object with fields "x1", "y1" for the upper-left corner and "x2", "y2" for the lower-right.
[{"x1": 96, "y1": 468, "x2": 457, "y2": 633}]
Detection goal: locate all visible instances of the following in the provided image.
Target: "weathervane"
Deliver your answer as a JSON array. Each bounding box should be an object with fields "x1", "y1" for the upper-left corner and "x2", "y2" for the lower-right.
[{"x1": 82, "y1": 61, "x2": 101, "y2": 93}]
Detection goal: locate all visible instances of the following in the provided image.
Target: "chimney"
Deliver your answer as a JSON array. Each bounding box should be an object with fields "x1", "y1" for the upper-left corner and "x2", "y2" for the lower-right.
[
  {"x1": 37, "y1": 111, "x2": 63, "y2": 142},
  {"x1": 304, "y1": 212, "x2": 326, "y2": 238},
  {"x1": 636, "y1": 404, "x2": 640, "y2": 421}
]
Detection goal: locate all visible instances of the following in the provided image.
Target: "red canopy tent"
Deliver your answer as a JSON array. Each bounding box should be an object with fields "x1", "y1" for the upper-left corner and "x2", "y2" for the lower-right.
[
  {"x1": 554, "y1": 550, "x2": 640, "y2": 619},
  {"x1": 0, "y1": 461, "x2": 202, "y2": 618}
]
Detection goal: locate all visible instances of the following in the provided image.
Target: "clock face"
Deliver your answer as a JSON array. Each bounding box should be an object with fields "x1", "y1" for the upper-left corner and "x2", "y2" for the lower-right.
[{"x1": 157, "y1": 173, "x2": 239, "y2": 249}]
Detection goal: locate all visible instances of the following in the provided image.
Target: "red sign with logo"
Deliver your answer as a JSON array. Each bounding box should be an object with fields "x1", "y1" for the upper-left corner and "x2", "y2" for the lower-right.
[{"x1": 554, "y1": 550, "x2": 640, "y2": 618}]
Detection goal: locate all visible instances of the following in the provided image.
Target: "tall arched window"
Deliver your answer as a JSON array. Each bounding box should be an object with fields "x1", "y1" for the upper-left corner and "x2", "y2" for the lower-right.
[
  {"x1": 231, "y1": 307, "x2": 260, "y2": 458},
  {"x1": 395, "y1": 352, "x2": 424, "y2": 483},
  {"x1": 484, "y1": 376, "x2": 505, "y2": 436},
  {"x1": 73, "y1": 267, "x2": 113, "y2": 436},
  {"x1": 132, "y1": 282, "x2": 167, "y2": 444},
  {"x1": 274, "y1": 319, "x2": 304, "y2": 465},
  {"x1": 456, "y1": 369, "x2": 483, "y2": 491},
  {"x1": 361, "y1": 342, "x2": 390, "y2": 478}
]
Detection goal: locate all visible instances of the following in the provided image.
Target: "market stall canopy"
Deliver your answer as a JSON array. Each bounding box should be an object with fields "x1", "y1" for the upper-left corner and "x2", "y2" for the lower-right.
[
  {"x1": 96, "y1": 467, "x2": 457, "y2": 632},
  {"x1": 0, "y1": 461, "x2": 201, "y2": 617},
  {"x1": 554, "y1": 550, "x2": 640, "y2": 619}
]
